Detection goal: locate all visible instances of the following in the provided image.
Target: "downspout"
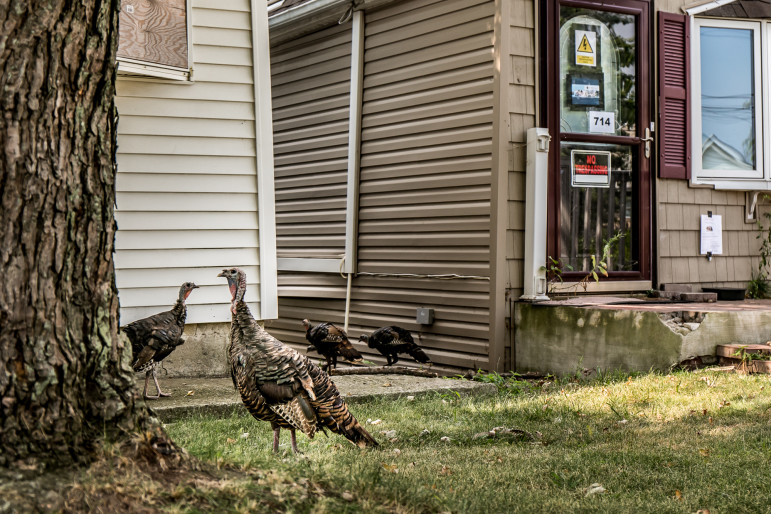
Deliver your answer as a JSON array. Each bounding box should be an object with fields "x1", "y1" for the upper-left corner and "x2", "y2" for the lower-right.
[{"x1": 343, "y1": 8, "x2": 365, "y2": 333}]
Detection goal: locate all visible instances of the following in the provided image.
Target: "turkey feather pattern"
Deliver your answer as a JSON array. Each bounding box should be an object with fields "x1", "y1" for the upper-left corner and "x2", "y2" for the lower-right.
[{"x1": 219, "y1": 267, "x2": 378, "y2": 453}]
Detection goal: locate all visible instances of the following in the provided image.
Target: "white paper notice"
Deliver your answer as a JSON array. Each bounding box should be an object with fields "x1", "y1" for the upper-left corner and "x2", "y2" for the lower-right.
[{"x1": 700, "y1": 214, "x2": 723, "y2": 255}]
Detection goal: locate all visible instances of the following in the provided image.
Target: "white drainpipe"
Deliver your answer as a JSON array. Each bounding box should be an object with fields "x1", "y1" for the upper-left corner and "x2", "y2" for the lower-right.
[{"x1": 520, "y1": 127, "x2": 551, "y2": 301}]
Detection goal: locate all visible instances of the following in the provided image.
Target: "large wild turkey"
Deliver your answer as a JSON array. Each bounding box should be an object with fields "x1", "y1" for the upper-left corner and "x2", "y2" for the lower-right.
[
  {"x1": 122, "y1": 282, "x2": 199, "y2": 399},
  {"x1": 302, "y1": 319, "x2": 363, "y2": 371},
  {"x1": 359, "y1": 326, "x2": 431, "y2": 366},
  {"x1": 219, "y1": 268, "x2": 378, "y2": 453}
]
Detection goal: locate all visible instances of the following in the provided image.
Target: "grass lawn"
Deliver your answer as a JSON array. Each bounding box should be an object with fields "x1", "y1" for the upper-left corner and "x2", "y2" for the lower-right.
[{"x1": 159, "y1": 369, "x2": 771, "y2": 513}]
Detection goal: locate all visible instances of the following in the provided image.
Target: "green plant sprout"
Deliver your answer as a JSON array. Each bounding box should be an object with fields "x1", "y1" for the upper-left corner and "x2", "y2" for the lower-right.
[{"x1": 541, "y1": 232, "x2": 625, "y2": 296}]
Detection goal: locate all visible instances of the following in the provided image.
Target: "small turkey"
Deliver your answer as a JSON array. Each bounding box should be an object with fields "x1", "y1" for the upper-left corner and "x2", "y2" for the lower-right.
[
  {"x1": 359, "y1": 326, "x2": 431, "y2": 366},
  {"x1": 302, "y1": 319, "x2": 363, "y2": 371},
  {"x1": 219, "y1": 268, "x2": 378, "y2": 453},
  {"x1": 122, "y1": 282, "x2": 199, "y2": 399}
]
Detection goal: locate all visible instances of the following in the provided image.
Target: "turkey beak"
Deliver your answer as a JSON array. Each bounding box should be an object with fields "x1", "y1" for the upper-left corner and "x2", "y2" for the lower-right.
[
  {"x1": 193, "y1": 284, "x2": 200, "y2": 289},
  {"x1": 217, "y1": 270, "x2": 227, "y2": 278}
]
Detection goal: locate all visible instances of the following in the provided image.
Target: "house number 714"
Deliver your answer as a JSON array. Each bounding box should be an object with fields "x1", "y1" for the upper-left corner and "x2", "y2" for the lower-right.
[{"x1": 588, "y1": 111, "x2": 615, "y2": 134}]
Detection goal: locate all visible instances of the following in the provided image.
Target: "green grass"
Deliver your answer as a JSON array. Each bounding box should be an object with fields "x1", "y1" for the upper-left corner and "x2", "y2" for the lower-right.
[{"x1": 165, "y1": 370, "x2": 771, "y2": 513}]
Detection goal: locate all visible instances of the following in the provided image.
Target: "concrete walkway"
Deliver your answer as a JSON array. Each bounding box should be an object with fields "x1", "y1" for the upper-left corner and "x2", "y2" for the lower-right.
[{"x1": 146, "y1": 373, "x2": 497, "y2": 422}]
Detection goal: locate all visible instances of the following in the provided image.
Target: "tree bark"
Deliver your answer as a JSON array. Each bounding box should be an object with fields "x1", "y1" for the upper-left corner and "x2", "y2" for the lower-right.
[{"x1": 0, "y1": 0, "x2": 149, "y2": 469}]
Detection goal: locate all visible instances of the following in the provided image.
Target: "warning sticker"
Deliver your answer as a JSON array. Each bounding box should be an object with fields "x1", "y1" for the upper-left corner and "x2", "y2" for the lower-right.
[{"x1": 575, "y1": 30, "x2": 597, "y2": 67}]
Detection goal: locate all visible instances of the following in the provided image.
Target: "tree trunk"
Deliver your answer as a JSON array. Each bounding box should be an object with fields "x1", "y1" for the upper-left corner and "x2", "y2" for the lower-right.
[{"x1": 0, "y1": 0, "x2": 149, "y2": 469}]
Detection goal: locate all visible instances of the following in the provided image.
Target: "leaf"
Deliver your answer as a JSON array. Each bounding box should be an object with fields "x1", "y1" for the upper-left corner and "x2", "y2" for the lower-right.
[
  {"x1": 699, "y1": 448, "x2": 710, "y2": 457},
  {"x1": 381, "y1": 463, "x2": 399, "y2": 473},
  {"x1": 675, "y1": 490, "x2": 683, "y2": 501},
  {"x1": 599, "y1": 268, "x2": 608, "y2": 277},
  {"x1": 592, "y1": 271, "x2": 599, "y2": 282}
]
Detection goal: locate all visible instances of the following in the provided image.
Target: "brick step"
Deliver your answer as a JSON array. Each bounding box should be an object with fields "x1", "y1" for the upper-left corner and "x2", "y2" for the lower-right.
[
  {"x1": 716, "y1": 343, "x2": 771, "y2": 359},
  {"x1": 716, "y1": 344, "x2": 771, "y2": 373}
]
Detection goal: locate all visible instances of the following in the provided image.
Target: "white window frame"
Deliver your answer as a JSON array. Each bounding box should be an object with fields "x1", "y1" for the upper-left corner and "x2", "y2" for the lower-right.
[
  {"x1": 690, "y1": 17, "x2": 767, "y2": 189},
  {"x1": 117, "y1": 0, "x2": 194, "y2": 82}
]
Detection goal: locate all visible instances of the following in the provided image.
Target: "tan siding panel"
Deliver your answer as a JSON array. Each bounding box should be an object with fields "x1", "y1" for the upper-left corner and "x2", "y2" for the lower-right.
[
  {"x1": 117, "y1": 154, "x2": 256, "y2": 174},
  {"x1": 194, "y1": 27, "x2": 252, "y2": 48},
  {"x1": 193, "y1": 8, "x2": 251, "y2": 30},
  {"x1": 116, "y1": 211, "x2": 258, "y2": 231},
  {"x1": 116, "y1": 229, "x2": 259, "y2": 250},
  {"x1": 117, "y1": 81, "x2": 254, "y2": 102},
  {"x1": 118, "y1": 135, "x2": 255, "y2": 156},
  {"x1": 193, "y1": 64, "x2": 254, "y2": 84},
  {"x1": 115, "y1": 247, "x2": 259, "y2": 269},
  {"x1": 118, "y1": 116, "x2": 255, "y2": 138},
  {"x1": 275, "y1": 170, "x2": 348, "y2": 188},
  {"x1": 194, "y1": 45, "x2": 253, "y2": 66},
  {"x1": 116, "y1": 97, "x2": 255, "y2": 120},
  {"x1": 117, "y1": 172, "x2": 257, "y2": 193},
  {"x1": 271, "y1": 22, "x2": 352, "y2": 259},
  {"x1": 117, "y1": 192, "x2": 257, "y2": 211},
  {"x1": 364, "y1": 49, "x2": 493, "y2": 90}
]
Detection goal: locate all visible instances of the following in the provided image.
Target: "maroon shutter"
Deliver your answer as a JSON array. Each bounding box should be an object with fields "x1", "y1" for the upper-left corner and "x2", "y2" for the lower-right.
[{"x1": 658, "y1": 12, "x2": 691, "y2": 179}]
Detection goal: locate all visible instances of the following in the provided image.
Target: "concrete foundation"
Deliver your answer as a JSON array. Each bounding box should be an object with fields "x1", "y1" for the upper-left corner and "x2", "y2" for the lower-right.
[
  {"x1": 514, "y1": 301, "x2": 771, "y2": 375},
  {"x1": 154, "y1": 322, "x2": 231, "y2": 379}
]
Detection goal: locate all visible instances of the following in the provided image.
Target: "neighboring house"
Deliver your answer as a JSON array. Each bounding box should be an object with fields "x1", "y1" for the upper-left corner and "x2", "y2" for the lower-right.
[
  {"x1": 265, "y1": 0, "x2": 771, "y2": 374},
  {"x1": 113, "y1": 0, "x2": 276, "y2": 376}
]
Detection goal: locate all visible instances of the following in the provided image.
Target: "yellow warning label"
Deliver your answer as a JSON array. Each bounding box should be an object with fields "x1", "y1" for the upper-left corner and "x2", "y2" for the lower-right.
[
  {"x1": 578, "y1": 34, "x2": 593, "y2": 53},
  {"x1": 575, "y1": 30, "x2": 597, "y2": 67}
]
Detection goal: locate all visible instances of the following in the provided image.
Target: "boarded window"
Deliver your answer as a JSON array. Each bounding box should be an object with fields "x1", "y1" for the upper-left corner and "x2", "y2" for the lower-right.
[
  {"x1": 118, "y1": 0, "x2": 189, "y2": 71},
  {"x1": 657, "y1": 12, "x2": 690, "y2": 179}
]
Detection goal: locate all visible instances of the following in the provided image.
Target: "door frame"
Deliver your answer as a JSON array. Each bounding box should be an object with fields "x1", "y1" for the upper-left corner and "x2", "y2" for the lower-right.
[{"x1": 542, "y1": 0, "x2": 652, "y2": 283}]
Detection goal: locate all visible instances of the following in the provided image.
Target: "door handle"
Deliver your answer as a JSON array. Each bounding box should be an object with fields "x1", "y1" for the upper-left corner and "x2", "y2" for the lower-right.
[{"x1": 640, "y1": 127, "x2": 654, "y2": 159}]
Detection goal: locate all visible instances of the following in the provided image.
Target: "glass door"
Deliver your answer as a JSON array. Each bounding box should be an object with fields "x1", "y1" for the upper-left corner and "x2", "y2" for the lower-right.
[{"x1": 546, "y1": 0, "x2": 651, "y2": 281}]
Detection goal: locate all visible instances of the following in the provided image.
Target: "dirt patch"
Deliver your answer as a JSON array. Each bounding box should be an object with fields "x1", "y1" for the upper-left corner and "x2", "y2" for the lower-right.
[{"x1": 0, "y1": 430, "x2": 336, "y2": 513}]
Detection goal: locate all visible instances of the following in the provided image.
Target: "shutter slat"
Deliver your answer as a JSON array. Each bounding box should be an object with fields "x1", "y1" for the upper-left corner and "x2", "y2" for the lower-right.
[{"x1": 658, "y1": 12, "x2": 691, "y2": 180}]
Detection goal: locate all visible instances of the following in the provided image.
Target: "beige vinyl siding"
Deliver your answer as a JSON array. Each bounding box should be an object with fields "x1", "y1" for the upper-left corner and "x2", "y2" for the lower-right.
[
  {"x1": 505, "y1": 0, "x2": 536, "y2": 299},
  {"x1": 269, "y1": 0, "x2": 496, "y2": 371},
  {"x1": 354, "y1": 0, "x2": 494, "y2": 370},
  {"x1": 359, "y1": 0, "x2": 495, "y2": 278},
  {"x1": 115, "y1": 0, "x2": 261, "y2": 324},
  {"x1": 657, "y1": 182, "x2": 758, "y2": 287},
  {"x1": 271, "y1": 24, "x2": 352, "y2": 261}
]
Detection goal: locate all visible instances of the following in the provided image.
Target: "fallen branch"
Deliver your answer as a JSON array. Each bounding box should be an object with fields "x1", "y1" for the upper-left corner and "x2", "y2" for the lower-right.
[{"x1": 329, "y1": 366, "x2": 439, "y2": 378}]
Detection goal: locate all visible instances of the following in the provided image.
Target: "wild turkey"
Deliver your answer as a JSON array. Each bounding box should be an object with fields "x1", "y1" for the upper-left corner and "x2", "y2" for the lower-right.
[
  {"x1": 359, "y1": 326, "x2": 431, "y2": 366},
  {"x1": 219, "y1": 268, "x2": 378, "y2": 453},
  {"x1": 122, "y1": 282, "x2": 199, "y2": 399},
  {"x1": 302, "y1": 319, "x2": 363, "y2": 371}
]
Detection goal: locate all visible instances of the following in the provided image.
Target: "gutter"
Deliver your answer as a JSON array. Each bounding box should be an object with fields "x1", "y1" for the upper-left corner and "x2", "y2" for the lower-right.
[{"x1": 268, "y1": 0, "x2": 396, "y2": 45}]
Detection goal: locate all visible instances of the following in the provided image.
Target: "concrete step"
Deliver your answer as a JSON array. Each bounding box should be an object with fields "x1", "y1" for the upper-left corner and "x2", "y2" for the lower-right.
[{"x1": 142, "y1": 373, "x2": 498, "y2": 423}]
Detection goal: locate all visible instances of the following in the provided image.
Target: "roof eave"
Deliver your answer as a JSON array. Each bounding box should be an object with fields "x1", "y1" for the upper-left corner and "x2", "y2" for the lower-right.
[{"x1": 268, "y1": 0, "x2": 397, "y2": 46}]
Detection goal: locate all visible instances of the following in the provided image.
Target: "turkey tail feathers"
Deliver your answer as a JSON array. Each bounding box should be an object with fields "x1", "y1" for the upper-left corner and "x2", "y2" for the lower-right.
[{"x1": 407, "y1": 346, "x2": 431, "y2": 364}]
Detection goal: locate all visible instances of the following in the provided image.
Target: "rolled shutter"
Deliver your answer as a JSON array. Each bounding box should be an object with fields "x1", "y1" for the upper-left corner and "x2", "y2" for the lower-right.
[{"x1": 658, "y1": 12, "x2": 691, "y2": 179}]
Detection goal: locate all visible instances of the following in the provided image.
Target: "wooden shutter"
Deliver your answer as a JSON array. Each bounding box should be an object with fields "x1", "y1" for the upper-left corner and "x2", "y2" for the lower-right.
[{"x1": 658, "y1": 12, "x2": 691, "y2": 179}]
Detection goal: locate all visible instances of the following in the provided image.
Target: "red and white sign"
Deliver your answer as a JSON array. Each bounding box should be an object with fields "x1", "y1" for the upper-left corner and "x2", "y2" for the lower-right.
[{"x1": 571, "y1": 150, "x2": 611, "y2": 188}]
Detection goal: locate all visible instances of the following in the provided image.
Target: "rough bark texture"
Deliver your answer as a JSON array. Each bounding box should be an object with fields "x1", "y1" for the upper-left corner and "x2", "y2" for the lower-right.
[{"x1": 0, "y1": 0, "x2": 149, "y2": 468}]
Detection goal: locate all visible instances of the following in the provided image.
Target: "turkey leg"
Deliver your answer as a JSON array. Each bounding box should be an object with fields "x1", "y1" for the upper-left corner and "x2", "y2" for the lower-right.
[
  {"x1": 272, "y1": 427, "x2": 281, "y2": 452},
  {"x1": 145, "y1": 367, "x2": 171, "y2": 399}
]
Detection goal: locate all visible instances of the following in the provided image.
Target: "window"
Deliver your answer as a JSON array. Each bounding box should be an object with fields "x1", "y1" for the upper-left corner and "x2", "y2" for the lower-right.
[
  {"x1": 691, "y1": 18, "x2": 766, "y2": 188},
  {"x1": 117, "y1": 0, "x2": 191, "y2": 81}
]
